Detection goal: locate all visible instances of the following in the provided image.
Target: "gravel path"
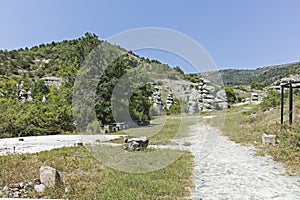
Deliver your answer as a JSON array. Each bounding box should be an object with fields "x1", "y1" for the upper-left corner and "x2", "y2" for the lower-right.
[
  {"x1": 0, "y1": 134, "x2": 125, "y2": 156},
  {"x1": 183, "y1": 124, "x2": 300, "y2": 200}
]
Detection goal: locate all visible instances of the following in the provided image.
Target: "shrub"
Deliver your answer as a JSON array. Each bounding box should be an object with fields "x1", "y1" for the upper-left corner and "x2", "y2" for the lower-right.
[
  {"x1": 260, "y1": 90, "x2": 280, "y2": 110},
  {"x1": 225, "y1": 87, "x2": 237, "y2": 104}
]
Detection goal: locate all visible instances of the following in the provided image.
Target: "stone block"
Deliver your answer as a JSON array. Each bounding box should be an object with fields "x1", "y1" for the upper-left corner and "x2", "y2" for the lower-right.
[
  {"x1": 262, "y1": 133, "x2": 276, "y2": 145},
  {"x1": 40, "y1": 166, "x2": 62, "y2": 188}
]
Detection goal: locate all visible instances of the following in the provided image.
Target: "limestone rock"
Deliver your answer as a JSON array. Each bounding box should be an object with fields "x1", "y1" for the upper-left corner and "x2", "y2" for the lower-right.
[
  {"x1": 34, "y1": 184, "x2": 46, "y2": 193},
  {"x1": 152, "y1": 85, "x2": 164, "y2": 113},
  {"x1": 215, "y1": 90, "x2": 228, "y2": 109},
  {"x1": 216, "y1": 90, "x2": 226, "y2": 100},
  {"x1": 262, "y1": 133, "x2": 276, "y2": 145},
  {"x1": 166, "y1": 88, "x2": 174, "y2": 109},
  {"x1": 187, "y1": 88, "x2": 199, "y2": 114},
  {"x1": 124, "y1": 137, "x2": 149, "y2": 151},
  {"x1": 203, "y1": 85, "x2": 215, "y2": 93},
  {"x1": 40, "y1": 166, "x2": 62, "y2": 188}
]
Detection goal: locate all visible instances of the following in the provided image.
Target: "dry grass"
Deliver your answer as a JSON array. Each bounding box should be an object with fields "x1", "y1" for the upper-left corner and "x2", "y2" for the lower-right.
[
  {"x1": 0, "y1": 146, "x2": 194, "y2": 199},
  {"x1": 109, "y1": 115, "x2": 200, "y2": 145}
]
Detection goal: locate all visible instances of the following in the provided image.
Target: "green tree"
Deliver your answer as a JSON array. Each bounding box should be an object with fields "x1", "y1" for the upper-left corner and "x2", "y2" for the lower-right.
[
  {"x1": 225, "y1": 87, "x2": 237, "y2": 104},
  {"x1": 174, "y1": 66, "x2": 184, "y2": 75},
  {"x1": 250, "y1": 81, "x2": 264, "y2": 90}
]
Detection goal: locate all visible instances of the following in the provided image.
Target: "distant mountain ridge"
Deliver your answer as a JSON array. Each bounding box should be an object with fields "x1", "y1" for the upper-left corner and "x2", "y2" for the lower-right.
[{"x1": 201, "y1": 62, "x2": 300, "y2": 86}]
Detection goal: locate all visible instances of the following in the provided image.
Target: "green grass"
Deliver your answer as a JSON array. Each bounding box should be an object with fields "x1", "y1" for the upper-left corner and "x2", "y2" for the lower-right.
[
  {"x1": 0, "y1": 146, "x2": 194, "y2": 199},
  {"x1": 201, "y1": 103, "x2": 300, "y2": 175},
  {"x1": 109, "y1": 115, "x2": 200, "y2": 145}
]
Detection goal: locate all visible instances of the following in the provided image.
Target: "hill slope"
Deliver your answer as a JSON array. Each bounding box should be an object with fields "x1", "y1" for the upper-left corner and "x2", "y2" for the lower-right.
[
  {"x1": 0, "y1": 33, "x2": 188, "y2": 137},
  {"x1": 201, "y1": 62, "x2": 300, "y2": 86}
]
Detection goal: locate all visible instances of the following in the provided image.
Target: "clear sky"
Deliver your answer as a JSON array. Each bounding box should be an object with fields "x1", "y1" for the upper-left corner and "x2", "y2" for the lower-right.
[{"x1": 1, "y1": 0, "x2": 300, "y2": 73}]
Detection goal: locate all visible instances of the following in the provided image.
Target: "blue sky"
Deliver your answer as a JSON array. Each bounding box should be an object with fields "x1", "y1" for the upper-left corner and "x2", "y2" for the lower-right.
[{"x1": 1, "y1": 0, "x2": 300, "y2": 73}]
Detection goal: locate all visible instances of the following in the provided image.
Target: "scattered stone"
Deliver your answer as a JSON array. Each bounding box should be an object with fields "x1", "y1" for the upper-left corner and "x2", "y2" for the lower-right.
[
  {"x1": 75, "y1": 141, "x2": 83, "y2": 147},
  {"x1": 13, "y1": 191, "x2": 20, "y2": 198},
  {"x1": 95, "y1": 139, "x2": 101, "y2": 143},
  {"x1": 3, "y1": 185, "x2": 8, "y2": 192},
  {"x1": 24, "y1": 184, "x2": 33, "y2": 192},
  {"x1": 8, "y1": 183, "x2": 20, "y2": 189},
  {"x1": 1, "y1": 179, "x2": 50, "y2": 198},
  {"x1": 262, "y1": 133, "x2": 276, "y2": 145},
  {"x1": 34, "y1": 184, "x2": 46, "y2": 193},
  {"x1": 34, "y1": 178, "x2": 41, "y2": 185},
  {"x1": 40, "y1": 166, "x2": 62, "y2": 188}
]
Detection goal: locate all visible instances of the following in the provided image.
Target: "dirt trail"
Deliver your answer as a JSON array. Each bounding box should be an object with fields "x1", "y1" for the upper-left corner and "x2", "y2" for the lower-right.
[{"x1": 184, "y1": 124, "x2": 300, "y2": 200}]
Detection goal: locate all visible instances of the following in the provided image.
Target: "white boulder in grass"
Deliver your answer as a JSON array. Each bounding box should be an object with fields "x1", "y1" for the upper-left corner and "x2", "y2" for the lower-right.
[
  {"x1": 262, "y1": 133, "x2": 276, "y2": 145},
  {"x1": 40, "y1": 166, "x2": 62, "y2": 188},
  {"x1": 34, "y1": 184, "x2": 46, "y2": 193}
]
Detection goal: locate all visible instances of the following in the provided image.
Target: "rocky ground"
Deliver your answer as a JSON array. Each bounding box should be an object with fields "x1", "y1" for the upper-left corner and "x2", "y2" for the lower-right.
[
  {"x1": 1, "y1": 125, "x2": 299, "y2": 199},
  {"x1": 0, "y1": 134, "x2": 125, "y2": 156},
  {"x1": 182, "y1": 124, "x2": 300, "y2": 200}
]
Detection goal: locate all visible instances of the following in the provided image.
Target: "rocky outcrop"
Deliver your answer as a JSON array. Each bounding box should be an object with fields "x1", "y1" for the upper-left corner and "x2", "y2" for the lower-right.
[
  {"x1": 152, "y1": 77, "x2": 228, "y2": 114},
  {"x1": 215, "y1": 90, "x2": 229, "y2": 109},
  {"x1": 187, "y1": 87, "x2": 199, "y2": 114},
  {"x1": 152, "y1": 85, "x2": 164, "y2": 113},
  {"x1": 166, "y1": 87, "x2": 174, "y2": 109}
]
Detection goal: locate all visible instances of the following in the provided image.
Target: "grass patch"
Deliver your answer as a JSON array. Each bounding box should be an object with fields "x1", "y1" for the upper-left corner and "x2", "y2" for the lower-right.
[
  {"x1": 0, "y1": 146, "x2": 194, "y2": 199},
  {"x1": 109, "y1": 115, "x2": 199, "y2": 145},
  {"x1": 150, "y1": 115, "x2": 199, "y2": 145}
]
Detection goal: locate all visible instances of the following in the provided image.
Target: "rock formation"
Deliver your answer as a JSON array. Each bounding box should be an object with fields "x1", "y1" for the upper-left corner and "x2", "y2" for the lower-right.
[
  {"x1": 152, "y1": 85, "x2": 164, "y2": 113},
  {"x1": 152, "y1": 77, "x2": 228, "y2": 114},
  {"x1": 187, "y1": 87, "x2": 199, "y2": 114},
  {"x1": 165, "y1": 86, "x2": 174, "y2": 109}
]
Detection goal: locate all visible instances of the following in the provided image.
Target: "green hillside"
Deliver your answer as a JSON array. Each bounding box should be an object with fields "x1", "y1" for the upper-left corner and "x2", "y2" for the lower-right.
[
  {"x1": 0, "y1": 33, "x2": 183, "y2": 137},
  {"x1": 201, "y1": 62, "x2": 300, "y2": 86}
]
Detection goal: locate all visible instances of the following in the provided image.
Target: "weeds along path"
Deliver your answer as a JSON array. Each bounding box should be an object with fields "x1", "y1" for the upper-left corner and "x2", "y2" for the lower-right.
[{"x1": 184, "y1": 124, "x2": 300, "y2": 200}]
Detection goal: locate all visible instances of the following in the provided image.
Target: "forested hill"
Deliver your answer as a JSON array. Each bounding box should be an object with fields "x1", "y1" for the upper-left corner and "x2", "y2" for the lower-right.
[
  {"x1": 0, "y1": 32, "x2": 104, "y2": 79},
  {"x1": 201, "y1": 62, "x2": 300, "y2": 86},
  {"x1": 0, "y1": 32, "x2": 184, "y2": 138}
]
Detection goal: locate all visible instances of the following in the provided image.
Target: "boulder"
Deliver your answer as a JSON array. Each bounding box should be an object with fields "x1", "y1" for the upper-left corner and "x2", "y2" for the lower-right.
[
  {"x1": 40, "y1": 166, "x2": 62, "y2": 188},
  {"x1": 262, "y1": 133, "x2": 276, "y2": 145},
  {"x1": 124, "y1": 137, "x2": 149, "y2": 151},
  {"x1": 34, "y1": 184, "x2": 46, "y2": 193},
  {"x1": 203, "y1": 85, "x2": 216, "y2": 93},
  {"x1": 216, "y1": 102, "x2": 229, "y2": 110},
  {"x1": 216, "y1": 90, "x2": 227, "y2": 101}
]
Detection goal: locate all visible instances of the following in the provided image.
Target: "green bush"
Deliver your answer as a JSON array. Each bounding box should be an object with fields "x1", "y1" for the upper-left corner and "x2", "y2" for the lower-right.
[
  {"x1": 225, "y1": 87, "x2": 237, "y2": 104},
  {"x1": 260, "y1": 90, "x2": 280, "y2": 110},
  {"x1": 166, "y1": 98, "x2": 182, "y2": 115}
]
